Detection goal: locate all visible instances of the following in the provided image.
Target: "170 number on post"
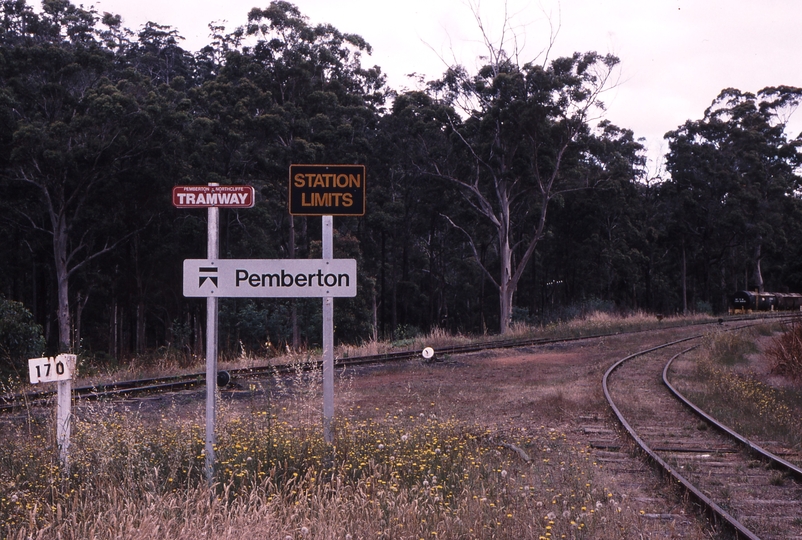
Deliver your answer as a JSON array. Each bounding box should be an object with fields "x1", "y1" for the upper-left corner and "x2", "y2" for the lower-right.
[{"x1": 28, "y1": 354, "x2": 76, "y2": 384}]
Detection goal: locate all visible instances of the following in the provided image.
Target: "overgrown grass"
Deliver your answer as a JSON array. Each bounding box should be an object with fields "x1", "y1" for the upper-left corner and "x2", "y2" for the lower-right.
[
  {"x1": 0, "y1": 311, "x2": 730, "y2": 539},
  {"x1": 702, "y1": 328, "x2": 759, "y2": 366},
  {"x1": 673, "y1": 327, "x2": 802, "y2": 456},
  {"x1": 2, "y1": 399, "x2": 666, "y2": 539}
]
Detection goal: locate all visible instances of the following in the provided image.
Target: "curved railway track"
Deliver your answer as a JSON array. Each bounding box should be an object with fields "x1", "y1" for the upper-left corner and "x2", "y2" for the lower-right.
[{"x1": 604, "y1": 324, "x2": 802, "y2": 539}]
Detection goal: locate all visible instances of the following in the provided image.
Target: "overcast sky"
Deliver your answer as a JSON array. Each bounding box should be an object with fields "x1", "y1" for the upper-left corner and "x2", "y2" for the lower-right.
[{"x1": 88, "y1": 0, "x2": 802, "y2": 170}]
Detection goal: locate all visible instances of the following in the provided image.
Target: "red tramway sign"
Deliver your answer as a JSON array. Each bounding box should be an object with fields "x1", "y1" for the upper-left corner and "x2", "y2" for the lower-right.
[{"x1": 172, "y1": 185, "x2": 255, "y2": 208}]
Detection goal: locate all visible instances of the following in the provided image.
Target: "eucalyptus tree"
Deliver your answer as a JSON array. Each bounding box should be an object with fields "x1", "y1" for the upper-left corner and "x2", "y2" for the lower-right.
[
  {"x1": 0, "y1": 0, "x2": 112, "y2": 351},
  {"x1": 184, "y1": 1, "x2": 388, "y2": 348},
  {"x1": 534, "y1": 121, "x2": 647, "y2": 313},
  {"x1": 415, "y1": 47, "x2": 639, "y2": 333},
  {"x1": 0, "y1": 0, "x2": 188, "y2": 352},
  {"x1": 665, "y1": 86, "x2": 802, "y2": 306}
]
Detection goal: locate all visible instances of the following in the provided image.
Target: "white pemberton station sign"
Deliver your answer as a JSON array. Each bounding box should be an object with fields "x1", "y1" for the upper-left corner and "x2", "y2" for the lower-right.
[{"x1": 183, "y1": 259, "x2": 357, "y2": 298}]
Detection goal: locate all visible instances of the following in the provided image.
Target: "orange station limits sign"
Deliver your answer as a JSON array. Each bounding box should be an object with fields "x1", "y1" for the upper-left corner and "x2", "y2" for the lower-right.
[
  {"x1": 172, "y1": 185, "x2": 255, "y2": 208},
  {"x1": 289, "y1": 164, "x2": 365, "y2": 216}
]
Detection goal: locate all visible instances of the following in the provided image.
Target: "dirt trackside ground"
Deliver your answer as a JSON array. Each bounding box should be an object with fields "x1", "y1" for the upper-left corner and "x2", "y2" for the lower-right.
[{"x1": 319, "y1": 325, "x2": 717, "y2": 538}]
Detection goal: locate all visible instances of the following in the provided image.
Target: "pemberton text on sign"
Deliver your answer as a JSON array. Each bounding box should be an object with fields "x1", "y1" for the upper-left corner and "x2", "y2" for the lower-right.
[{"x1": 289, "y1": 164, "x2": 365, "y2": 216}]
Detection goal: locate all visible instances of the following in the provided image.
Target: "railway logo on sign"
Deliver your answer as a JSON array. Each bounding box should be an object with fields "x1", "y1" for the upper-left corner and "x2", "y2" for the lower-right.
[
  {"x1": 198, "y1": 266, "x2": 218, "y2": 287},
  {"x1": 173, "y1": 185, "x2": 255, "y2": 208},
  {"x1": 289, "y1": 164, "x2": 365, "y2": 216}
]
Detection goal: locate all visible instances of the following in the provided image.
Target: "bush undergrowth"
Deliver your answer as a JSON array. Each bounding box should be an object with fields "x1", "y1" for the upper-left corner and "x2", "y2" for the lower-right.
[
  {"x1": 678, "y1": 328, "x2": 802, "y2": 456},
  {"x1": 2, "y1": 406, "x2": 649, "y2": 539},
  {"x1": 766, "y1": 322, "x2": 802, "y2": 380}
]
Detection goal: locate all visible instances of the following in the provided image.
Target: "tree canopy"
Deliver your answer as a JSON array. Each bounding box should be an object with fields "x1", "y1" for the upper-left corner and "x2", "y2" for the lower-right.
[
  {"x1": 664, "y1": 87, "x2": 802, "y2": 310},
  {"x1": 1, "y1": 0, "x2": 801, "y2": 369}
]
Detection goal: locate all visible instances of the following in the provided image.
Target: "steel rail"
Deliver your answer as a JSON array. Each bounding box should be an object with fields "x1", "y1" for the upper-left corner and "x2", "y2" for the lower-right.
[
  {"x1": 603, "y1": 337, "x2": 760, "y2": 539},
  {"x1": 2, "y1": 312, "x2": 795, "y2": 412},
  {"x1": 603, "y1": 319, "x2": 801, "y2": 540},
  {"x1": 0, "y1": 323, "x2": 646, "y2": 410},
  {"x1": 202, "y1": 312, "x2": 798, "y2": 381},
  {"x1": 663, "y1": 347, "x2": 802, "y2": 481}
]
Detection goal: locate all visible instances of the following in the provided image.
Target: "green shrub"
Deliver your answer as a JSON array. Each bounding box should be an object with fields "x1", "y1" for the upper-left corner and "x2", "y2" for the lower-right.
[{"x1": 0, "y1": 297, "x2": 46, "y2": 377}]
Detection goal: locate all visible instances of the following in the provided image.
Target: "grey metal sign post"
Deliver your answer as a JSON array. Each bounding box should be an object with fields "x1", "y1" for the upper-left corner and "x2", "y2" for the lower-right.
[
  {"x1": 172, "y1": 182, "x2": 256, "y2": 484},
  {"x1": 288, "y1": 164, "x2": 365, "y2": 444},
  {"x1": 322, "y1": 215, "x2": 334, "y2": 443},
  {"x1": 205, "y1": 201, "x2": 219, "y2": 484}
]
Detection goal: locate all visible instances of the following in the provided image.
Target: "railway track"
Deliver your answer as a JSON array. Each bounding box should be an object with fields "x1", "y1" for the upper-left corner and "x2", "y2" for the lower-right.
[
  {"x1": 604, "y1": 325, "x2": 802, "y2": 539},
  {"x1": 0, "y1": 312, "x2": 794, "y2": 413},
  {"x1": 0, "y1": 314, "x2": 750, "y2": 411}
]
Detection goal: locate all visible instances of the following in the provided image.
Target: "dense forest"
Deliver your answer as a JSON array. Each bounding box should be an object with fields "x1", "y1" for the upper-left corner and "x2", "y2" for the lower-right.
[{"x1": 1, "y1": 0, "x2": 801, "y2": 371}]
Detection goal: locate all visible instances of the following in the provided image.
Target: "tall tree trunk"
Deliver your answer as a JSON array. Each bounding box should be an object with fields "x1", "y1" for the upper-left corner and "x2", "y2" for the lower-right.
[
  {"x1": 133, "y1": 236, "x2": 146, "y2": 355},
  {"x1": 391, "y1": 245, "x2": 398, "y2": 340},
  {"x1": 372, "y1": 289, "x2": 378, "y2": 342},
  {"x1": 380, "y1": 231, "x2": 386, "y2": 338},
  {"x1": 480, "y1": 245, "x2": 487, "y2": 335},
  {"x1": 681, "y1": 239, "x2": 688, "y2": 315},
  {"x1": 109, "y1": 299, "x2": 117, "y2": 359},
  {"x1": 53, "y1": 214, "x2": 72, "y2": 353},
  {"x1": 75, "y1": 291, "x2": 88, "y2": 352},
  {"x1": 136, "y1": 300, "x2": 146, "y2": 354},
  {"x1": 498, "y1": 199, "x2": 513, "y2": 333},
  {"x1": 721, "y1": 266, "x2": 728, "y2": 314},
  {"x1": 499, "y1": 240, "x2": 513, "y2": 334},
  {"x1": 753, "y1": 242, "x2": 764, "y2": 293}
]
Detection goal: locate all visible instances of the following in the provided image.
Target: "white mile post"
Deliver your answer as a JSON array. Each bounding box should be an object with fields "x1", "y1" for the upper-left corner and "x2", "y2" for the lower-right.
[
  {"x1": 57, "y1": 377, "x2": 71, "y2": 466},
  {"x1": 205, "y1": 184, "x2": 220, "y2": 483},
  {"x1": 28, "y1": 354, "x2": 75, "y2": 469},
  {"x1": 322, "y1": 215, "x2": 334, "y2": 443}
]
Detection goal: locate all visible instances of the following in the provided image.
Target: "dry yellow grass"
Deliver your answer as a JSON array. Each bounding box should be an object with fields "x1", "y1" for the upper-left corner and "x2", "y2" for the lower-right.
[
  {"x1": 3, "y1": 404, "x2": 655, "y2": 540},
  {"x1": 668, "y1": 325, "x2": 802, "y2": 461},
  {"x1": 2, "y1": 313, "x2": 727, "y2": 539}
]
